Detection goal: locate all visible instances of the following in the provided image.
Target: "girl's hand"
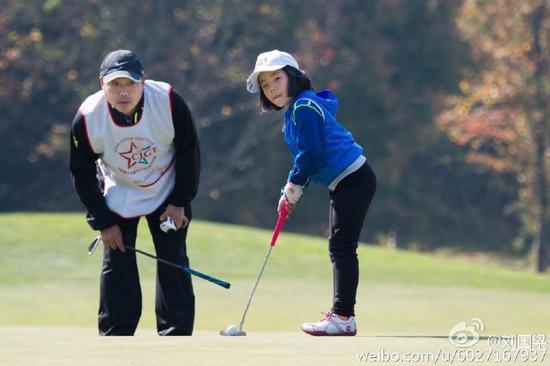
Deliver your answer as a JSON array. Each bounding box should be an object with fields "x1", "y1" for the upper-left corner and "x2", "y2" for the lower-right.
[
  {"x1": 278, "y1": 196, "x2": 296, "y2": 216},
  {"x1": 283, "y1": 182, "x2": 303, "y2": 204}
]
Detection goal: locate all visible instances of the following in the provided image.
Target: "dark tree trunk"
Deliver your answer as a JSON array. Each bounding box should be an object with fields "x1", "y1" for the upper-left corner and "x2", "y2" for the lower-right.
[{"x1": 531, "y1": 2, "x2": 549, "y2": 272}]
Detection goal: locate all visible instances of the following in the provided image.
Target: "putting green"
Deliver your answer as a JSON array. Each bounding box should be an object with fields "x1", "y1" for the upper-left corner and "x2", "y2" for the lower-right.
[
  {"x1": 3, "y1": 280, "x2": 550, "y2": 334},
  {"x1": 1, "y1": 213, "x2": 550, "y2": 365},
  {"x1": 2, "y1": 327, "x2": 549, "y2": 366}
]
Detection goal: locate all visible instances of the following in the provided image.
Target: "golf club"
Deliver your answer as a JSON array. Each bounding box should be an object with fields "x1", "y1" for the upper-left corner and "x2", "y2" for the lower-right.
[
  {"x1": 87, "y1": 236, "x2": 231, "y2": 289},
  {"x1": 220, "y1": 208, "x2": 288, "y2": 336}
]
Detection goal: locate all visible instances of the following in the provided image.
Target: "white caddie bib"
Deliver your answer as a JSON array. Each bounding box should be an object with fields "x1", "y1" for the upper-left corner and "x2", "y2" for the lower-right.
[{"x1": 79, "y1": 80, "x2": 176, "y2": 217}]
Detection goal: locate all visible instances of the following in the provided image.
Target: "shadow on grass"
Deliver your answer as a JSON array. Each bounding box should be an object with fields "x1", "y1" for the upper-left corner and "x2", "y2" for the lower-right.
[{"x1": 365, "y1": 336, "x2": 492, "y2": 340}]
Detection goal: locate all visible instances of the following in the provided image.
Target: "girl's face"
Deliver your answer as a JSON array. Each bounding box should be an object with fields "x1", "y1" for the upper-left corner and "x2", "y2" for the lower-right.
[
  {"x1": 101, "y1": 77, "x2": 144, "y2": 117},
  {"x1": 258, "y1": 70, "x2": 292, "y2": 108}
]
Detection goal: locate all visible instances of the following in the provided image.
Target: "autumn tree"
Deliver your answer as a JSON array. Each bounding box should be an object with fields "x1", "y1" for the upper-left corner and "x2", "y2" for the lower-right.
[
  {"x1": 438, "y1": 0, "x2": 550, "y2": 271},
  {"x1": 1, "y1": 0, "x2": 522, "y2": 254}
]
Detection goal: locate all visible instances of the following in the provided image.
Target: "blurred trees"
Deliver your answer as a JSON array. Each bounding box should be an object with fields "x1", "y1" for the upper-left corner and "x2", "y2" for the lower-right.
[
  {"x1": 293, "y1": 0, "x2": 511, "y2": 249},
  {"x1": 0, "y1": 0, "x2": 544, "y2": 264},
  {"x1": 437, "y1": 0, "x2": 549, "y2": 271}
]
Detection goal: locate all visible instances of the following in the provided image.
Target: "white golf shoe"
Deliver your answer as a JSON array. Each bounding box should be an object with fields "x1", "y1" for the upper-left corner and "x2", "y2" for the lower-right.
[{"x1": 301, "y1": 312, "x2": 357, "y2": 336}]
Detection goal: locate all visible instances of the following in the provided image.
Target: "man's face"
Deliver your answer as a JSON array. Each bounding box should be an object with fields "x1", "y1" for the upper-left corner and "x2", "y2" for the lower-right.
[
  {"x1": 101, "y1": 77, "x2": 144, "y2": 116},
  {"x1": 259, "y1": 70, "x2": 292, "y2": 108}
]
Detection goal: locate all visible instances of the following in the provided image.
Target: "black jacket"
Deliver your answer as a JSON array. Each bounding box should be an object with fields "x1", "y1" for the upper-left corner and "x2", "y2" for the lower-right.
[{"x1": 69, "y1": 88, "x2": 200, "y2": 230}]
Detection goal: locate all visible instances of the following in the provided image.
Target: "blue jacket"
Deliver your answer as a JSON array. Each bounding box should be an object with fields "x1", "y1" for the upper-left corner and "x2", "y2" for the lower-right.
[{"x1": 283, "y1": 89, "x2": 363, "y2": 188}]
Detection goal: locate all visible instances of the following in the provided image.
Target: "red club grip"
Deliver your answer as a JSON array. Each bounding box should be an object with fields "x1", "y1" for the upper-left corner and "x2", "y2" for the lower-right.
[{"x1": 270, "y1": 208, "x2": 288, "y2": 246}]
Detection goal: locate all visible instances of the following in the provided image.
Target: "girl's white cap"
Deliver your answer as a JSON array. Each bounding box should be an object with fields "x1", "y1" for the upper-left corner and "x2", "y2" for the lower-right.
[{"x1": 246, "y1": 50, "x2": 302, "y2": 93}]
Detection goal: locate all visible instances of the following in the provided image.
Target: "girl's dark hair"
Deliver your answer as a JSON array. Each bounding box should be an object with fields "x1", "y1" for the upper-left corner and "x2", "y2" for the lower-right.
[{"x1": 259, "y1": 65, "x2": 312, "y2": 111}]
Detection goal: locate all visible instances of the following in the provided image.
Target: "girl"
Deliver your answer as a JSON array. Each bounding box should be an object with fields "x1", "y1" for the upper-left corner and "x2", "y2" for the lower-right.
[{"x1": 246, "y1": 50, "x2": 377, "y2": 336}]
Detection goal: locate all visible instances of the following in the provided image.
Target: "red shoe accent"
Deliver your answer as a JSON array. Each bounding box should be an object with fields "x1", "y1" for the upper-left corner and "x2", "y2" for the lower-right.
[{"x1": 301, "y1": 329, "x2": 357, "y2": 336}]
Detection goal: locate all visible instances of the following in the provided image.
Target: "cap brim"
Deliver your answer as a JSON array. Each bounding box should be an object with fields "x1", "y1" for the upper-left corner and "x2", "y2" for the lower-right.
[
  {"x1": 246, "y1": 64, "x2": 289, "y2": 93},
  {"x1": 102, "y1": 70, "x2": 142, "y2": 83}
]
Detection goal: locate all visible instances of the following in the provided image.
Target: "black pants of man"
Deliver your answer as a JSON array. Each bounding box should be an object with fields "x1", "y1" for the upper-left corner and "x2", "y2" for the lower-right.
[
  {"x1": 98, "y1": 203, "x2": 195, "y2": 336},
  {"x1": 329, "y1": 162, "x2": 377, "y2": 317}
]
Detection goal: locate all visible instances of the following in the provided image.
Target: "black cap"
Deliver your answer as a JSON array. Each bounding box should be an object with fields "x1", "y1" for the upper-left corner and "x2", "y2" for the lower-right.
[{"x1": 99, "y1": 49, "x2": 144, "y2": 82}]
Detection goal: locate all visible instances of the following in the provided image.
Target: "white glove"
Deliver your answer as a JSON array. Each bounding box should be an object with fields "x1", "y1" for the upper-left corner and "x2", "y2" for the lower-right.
[{"x1": 283, "y1": 182, "x2": 303, "y2": 204}]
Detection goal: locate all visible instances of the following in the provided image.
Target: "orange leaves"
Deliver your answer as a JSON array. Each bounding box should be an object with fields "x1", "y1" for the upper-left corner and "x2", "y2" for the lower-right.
[
  {"x1": 27, "y1": 28, "x2": 42, "y2": 43},
  {"x1": 4, "y1": 47, "x2": 21, "y2": 61},
  {"x1": 438, "y1": 2, "x2": 550, "y2": 265},
  {"x1": 446, "y1": 110, "x2": 517, "y2": 143},
  {"x1": 465, "y1": 152, "x2": 512, "y2": 173},
  {"x1": 439, "y1": 107, "x2": 523, "y2": 174},
  {"x1": 437, "y1": 0, "x2": 546, "y2": 177},
  {"x1": 313, "y1": 30, "x2": 326, "y2": 44}
]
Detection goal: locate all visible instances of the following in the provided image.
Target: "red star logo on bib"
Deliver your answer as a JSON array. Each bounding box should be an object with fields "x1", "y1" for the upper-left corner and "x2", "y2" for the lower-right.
[
  {"x1": 116, "y1": 138, "x2": 158, "y2": 172},
  {"x1": 118, "y1": 142, "x2": 141, "y2": 169}
]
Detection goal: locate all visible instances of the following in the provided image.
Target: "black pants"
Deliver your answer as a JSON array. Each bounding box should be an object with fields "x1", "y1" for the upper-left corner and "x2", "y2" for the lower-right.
[
  {"x1": 98, "y1": 203, "x2": 195, "y2": 336},
  {"x1": 329, "y1": 163, "x2": 376, "y2": 317}
]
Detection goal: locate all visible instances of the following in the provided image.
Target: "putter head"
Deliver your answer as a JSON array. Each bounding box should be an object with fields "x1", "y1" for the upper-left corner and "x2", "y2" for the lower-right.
[
  {"x1": 87, "y1": 236, "x2": 102, "y2": 255},
  {"x1": 219, "y1": 327, "x2": 247, "y2": 336}
]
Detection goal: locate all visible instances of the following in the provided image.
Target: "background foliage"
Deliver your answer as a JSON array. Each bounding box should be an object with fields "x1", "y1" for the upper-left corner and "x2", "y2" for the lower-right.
[{"x1": 0, "y1": 0, "x2": 548, "y2": 265}]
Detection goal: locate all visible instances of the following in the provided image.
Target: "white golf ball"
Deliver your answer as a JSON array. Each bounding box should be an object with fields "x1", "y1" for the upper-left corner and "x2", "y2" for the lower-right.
[{"x1": 225, "y1": 325, "x2": 239, "y2": 335}]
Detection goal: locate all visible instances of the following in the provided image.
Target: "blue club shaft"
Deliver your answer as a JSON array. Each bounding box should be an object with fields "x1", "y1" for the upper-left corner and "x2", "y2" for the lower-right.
[
  {"x1": 125, "y1": 246, "x2": 231, "y2": 289},
  {"x1": 88, "y1": 236, "x2": 230, "y2": 289}
]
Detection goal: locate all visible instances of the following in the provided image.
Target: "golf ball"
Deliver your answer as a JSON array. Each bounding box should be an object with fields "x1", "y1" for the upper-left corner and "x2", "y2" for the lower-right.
[{"x1": 225, "y1": 325, "x2": 239, "y2": 335}]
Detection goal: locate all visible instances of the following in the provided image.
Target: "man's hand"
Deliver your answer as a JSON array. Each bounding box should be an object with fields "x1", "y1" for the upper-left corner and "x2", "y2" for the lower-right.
[
  {"x1": 100, "y1": 225, "x2": 125, "y2": 252},
  {"x1": 160, "y1": 204, "x2": 189, "y2": 230},
  {"x1": 277, "y1": 195, "x2": 296, "y2": 216}
]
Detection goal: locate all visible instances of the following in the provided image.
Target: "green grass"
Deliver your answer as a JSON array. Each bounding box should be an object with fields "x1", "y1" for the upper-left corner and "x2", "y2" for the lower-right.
[
  {"x1": 4, "y1": 328, "x2": 549, "y2": 366},
  {"x1": 1, "y1": 212, "x2": 549, "y2": 290},
  {"x1": 1, "y1": 212, "x2": 550, "y2": 334}
]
